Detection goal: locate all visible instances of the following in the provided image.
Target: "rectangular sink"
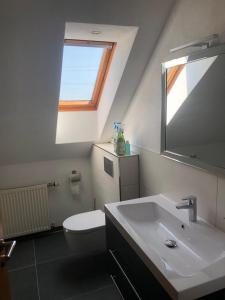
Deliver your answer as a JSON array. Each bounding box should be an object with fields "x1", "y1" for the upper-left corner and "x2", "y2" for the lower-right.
[
  {"x1": 105, "y1": 194, "x2": 225, "y2": 300},
  {"x1": 0, "y1": 240, "x2": 16, "y2": 264},
  {"x1": 117, "y1": 202, "x2": 225, "y2": 277}
]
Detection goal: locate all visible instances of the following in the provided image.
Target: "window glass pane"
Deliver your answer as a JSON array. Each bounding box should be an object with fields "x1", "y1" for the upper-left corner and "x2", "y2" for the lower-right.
[{"x1": 59, "y1": 45, "x2": 104, "y2": 101}]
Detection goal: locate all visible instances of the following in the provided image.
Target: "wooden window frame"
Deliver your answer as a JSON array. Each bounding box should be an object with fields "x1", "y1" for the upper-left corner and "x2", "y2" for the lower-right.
[
  {"x1": 167, "y1": 64, "x2": 184, "y2": 94},
  {"x1": 58, "y1": 39, "x2": 116, "y2": 112}
]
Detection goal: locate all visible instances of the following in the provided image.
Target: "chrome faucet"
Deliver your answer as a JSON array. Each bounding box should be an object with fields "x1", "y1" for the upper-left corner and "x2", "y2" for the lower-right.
[{"x1": 176, "y1": 196, "x2": 197, "y2": 222}]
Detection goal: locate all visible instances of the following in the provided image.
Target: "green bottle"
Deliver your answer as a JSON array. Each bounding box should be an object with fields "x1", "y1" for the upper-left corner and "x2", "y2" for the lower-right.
[{"x1": 116, "y1": 129, "x2": 125, "y2": 156}]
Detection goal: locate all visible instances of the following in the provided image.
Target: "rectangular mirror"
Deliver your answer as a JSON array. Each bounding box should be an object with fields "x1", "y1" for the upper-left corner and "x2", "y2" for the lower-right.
[{"x1": 161, "y1": 44, "x2": 225, "y2": 175}]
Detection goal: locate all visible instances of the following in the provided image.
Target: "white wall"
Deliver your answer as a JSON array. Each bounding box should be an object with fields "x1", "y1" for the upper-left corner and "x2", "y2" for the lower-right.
[
  {"x1": 124, "y1": 0, "x2": 225, "y2": 231},
  {"x1": 96, "y1": 26, "x2": 138, "y2": 139},
  {"x1": 0, "y1": 0, "x2": 174, "y2": 229},
  {"x1": 0, "y1": 0, "x2": 175, "y2": 165},
  {"x1": 0, "y1": 159, "x2": 94, "y2": 226},
  {"x1": 56, "y1": 111, "x2": 98, "y2": 144}
]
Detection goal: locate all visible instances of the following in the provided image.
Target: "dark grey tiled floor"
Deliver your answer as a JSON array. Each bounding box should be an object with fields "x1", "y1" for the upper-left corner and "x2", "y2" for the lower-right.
[
  {"x1": 34, "y1": 231, "x2": 76, "y2": 263},
  {"x1": 7, "y1": 239, "x2": 35, "y2": 271},
  {"x1": 7, "y1": 231, "x2": 122, "y2": 300},
  {"x1": 67, "y1": 285, "x2": 123, "y2": 300},
  {"x1": 9, "y1": 266, "x2": 39, "y2": 300}
]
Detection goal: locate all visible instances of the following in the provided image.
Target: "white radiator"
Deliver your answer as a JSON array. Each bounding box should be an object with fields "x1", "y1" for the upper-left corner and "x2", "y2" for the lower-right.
[{"x1": 0, "y1": 184, "x2": 50, "y2": 239}]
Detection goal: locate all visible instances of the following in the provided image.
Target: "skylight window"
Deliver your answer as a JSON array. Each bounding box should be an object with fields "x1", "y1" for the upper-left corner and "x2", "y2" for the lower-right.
[{"x1": 59, "y1": 40, "x2": 116, "y2": 111}]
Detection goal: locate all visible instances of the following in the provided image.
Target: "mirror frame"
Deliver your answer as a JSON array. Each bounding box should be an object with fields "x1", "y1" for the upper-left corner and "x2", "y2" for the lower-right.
[{"x1": 161, "y1": 43, "x2": 225, "y2": 176}]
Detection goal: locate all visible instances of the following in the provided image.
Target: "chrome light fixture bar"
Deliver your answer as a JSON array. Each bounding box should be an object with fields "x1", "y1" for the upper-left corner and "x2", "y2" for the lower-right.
[{"x1": 170, "y1": 34, "x2": 219, "y2": 53}]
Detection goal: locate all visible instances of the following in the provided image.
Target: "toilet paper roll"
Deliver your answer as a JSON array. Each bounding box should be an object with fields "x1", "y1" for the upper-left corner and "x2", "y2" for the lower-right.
[
  {"x1": 69, "y1": 171, "x2": 81, "y2": 196},
  {"x1": 70, "y1": 182, "x2": 80, "y2": 196}
]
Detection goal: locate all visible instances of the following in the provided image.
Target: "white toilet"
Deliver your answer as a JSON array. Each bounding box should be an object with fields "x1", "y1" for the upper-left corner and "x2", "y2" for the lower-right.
[{"x1": 63, "y1": 210, "x2": 106, "y2": 254}]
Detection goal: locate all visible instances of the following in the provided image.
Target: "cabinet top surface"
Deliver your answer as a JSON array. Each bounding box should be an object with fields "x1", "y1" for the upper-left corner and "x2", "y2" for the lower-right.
[{"x1": 94, "y1": 143, "x2": 139, "y2": 158}]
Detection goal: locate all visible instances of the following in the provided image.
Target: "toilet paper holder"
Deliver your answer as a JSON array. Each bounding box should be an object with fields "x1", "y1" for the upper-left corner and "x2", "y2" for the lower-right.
[{"x1": 70, "y1": 170, "x2": 81, "y2": 183}]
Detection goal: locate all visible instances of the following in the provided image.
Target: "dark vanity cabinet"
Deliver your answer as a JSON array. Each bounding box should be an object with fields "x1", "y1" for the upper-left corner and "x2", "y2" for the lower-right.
[
  {"x1": 106, "y1": 216, "x2": 225, "y2": 300},
  {"x1": 106, "y1": 216, "x2": 171, "y2": 300}
]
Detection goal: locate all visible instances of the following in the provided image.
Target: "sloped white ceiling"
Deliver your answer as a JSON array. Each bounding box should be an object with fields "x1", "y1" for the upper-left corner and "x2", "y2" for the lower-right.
[{"x1": 0, "y1": 0, "x2": 175, "y2": 165}]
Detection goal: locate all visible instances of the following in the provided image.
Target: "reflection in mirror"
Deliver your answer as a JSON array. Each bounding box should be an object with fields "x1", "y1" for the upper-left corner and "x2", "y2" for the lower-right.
[{"x1": 164, "y1": 53, "x2": 225, "y2": 169}]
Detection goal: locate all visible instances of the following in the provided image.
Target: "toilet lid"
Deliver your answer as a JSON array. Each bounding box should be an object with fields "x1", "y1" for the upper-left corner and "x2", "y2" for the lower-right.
[{"x1": 63, "y1": 210, "x2": 105, "y2": 232}]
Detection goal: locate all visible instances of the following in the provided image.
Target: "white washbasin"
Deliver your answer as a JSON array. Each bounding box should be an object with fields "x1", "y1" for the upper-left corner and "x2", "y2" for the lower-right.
[
  {"x1": 117, "y1": 202, "x2": 225, "y2": 277},
  {"x1": 105, "y1": 195, "x2": 225, "y2": 300}
]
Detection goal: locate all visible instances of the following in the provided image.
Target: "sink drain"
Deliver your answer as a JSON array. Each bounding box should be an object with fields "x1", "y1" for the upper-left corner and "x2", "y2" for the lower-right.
[{"x1": 164, "y1": 239, "x2": 177, "y2": 248}]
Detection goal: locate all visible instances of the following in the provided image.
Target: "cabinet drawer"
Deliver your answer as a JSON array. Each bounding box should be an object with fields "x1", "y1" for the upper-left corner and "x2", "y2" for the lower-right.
[{"x1": 109, "y1": 249, "x2": 141, "y2": 300}]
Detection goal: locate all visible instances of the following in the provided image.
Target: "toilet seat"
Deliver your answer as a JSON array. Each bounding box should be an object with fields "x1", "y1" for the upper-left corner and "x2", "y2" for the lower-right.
[{"x1": 63, "y1": 210, "x2": 105, "y2": 233}]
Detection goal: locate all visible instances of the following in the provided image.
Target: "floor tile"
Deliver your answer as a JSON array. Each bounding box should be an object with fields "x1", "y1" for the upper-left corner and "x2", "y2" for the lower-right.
[
  {"x1": 34, "y1": 231, "x2": 74, "y2": 263},
  {"x1": 7, "y1": 239, "x2": 35, "y2": 271},
  {"x1": 37, "y1": 254, "x2": 111, "y2": 300},
  {"x1": 8, "y1": 266, "x2": 39, "y2": 300},
  {"x1": 67, "y1": 284, "x2": 122, "y2": 300}
]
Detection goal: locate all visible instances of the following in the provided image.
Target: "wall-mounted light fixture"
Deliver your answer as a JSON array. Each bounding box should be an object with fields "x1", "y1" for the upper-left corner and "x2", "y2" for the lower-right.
[{"x1": 170, "y1": 34, "x2": 219, "y2": 53}]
